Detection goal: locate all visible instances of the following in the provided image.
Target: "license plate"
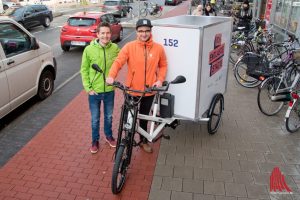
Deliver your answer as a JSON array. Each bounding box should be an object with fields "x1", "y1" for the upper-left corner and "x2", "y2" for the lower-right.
[{"x1": 71, "y1": 41, "x2": 86, "y2": 46}]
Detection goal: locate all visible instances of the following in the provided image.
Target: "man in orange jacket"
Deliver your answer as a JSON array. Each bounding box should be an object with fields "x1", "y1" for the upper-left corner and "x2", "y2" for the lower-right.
[{"x1": 106, "y1": 18, "x2": 168, "y2": 153}]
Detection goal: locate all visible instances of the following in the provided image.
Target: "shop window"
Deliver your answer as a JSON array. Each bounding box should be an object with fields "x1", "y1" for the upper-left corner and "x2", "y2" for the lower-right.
[
  {"x1": 274, "y1": 0, "x2": 292, "y2": 28},
  {"x1": 288, "y1": 0, "x2": 300, "y2": 33}
]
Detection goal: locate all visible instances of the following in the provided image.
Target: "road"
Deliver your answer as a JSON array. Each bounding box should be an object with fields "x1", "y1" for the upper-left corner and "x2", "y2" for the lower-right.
[{"x1": 0, "y1": 7, "x2": 137, "y2": 166}]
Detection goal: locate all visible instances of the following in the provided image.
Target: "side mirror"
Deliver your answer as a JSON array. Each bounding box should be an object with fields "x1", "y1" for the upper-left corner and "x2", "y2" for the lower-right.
[
  {"x1": 92, "y1": 64, "x2": 103, "y2": 73},
  {"x1": 170, "y1": 75, "x2": 186, "y2": 84},
  {"x1": 30, "y1": 37, "x2": 39, "y2": 50}
]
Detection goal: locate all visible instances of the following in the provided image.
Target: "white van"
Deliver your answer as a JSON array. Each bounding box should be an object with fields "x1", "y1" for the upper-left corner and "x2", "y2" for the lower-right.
[{"x1": 0, "y1": 17, "x2": 56, "y2": 119}]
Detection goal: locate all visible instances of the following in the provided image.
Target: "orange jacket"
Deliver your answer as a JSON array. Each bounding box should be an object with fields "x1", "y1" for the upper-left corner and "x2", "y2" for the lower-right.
[{"x1": 109, "y1": 36, "x2": 168, "y2": 96}]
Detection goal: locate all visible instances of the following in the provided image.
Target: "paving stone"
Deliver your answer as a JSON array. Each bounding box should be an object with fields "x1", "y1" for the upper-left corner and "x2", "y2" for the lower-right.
[
  {"x1": 225, "y1": 182, "x2": 247, "y2": 197},
  {"x1": 233, "y1": 171, "x2": 254, "y2": 184},
  {"x1": 155, "y1": 165, "x2": 174, "y2": 177},
  {"x1": 204, "y1": 181, "x2": 225, "y2": 195},
  {"x1": 195, "y1": 148, "x2": 212, "y2": 158},
  {"x1": 228, "y1": 150, "x2": 247, "y2": 161},
  {"x1": 213, "y1": 170, "x2": 233, "y2": 182},
  {"x1": 166, "y1": 154, "x2": 185, "y2": 166},
  {"x1": 235, "y1": 143, "x2": 253, "y2": 151},
  {"x1": 161, "y1": 177, "x2": 182, "y2": 191},
  {"x1": 203, "y1": 159, "x2": 222, "y2": 170},
  {"x1": 149, "y1": 189, "x2": 171, "y2": 200},
  {"x1": 251, "y1": 172, "x2": 270, "y2": 185},
  {"x1": 185, "y1": 155, "x2": 202, "y2": 168},
  {"x1": 194, "y1": 168, "x2": 213, "y2": 181},
  {"x1": 251, "y1": 143, "x2": 270, "y2": 152},
  {"x1": 245, "y1": 184, "x2": 269, "y2": 199},
  {"x1": 216, "y1": 197, "x2": 237, "y2": 200},
  {"x1": 182, "y1": 178, "x2": 203, "y2": 193},
  {"x1": 218, "y1": 141, "x2": 236, "y2": 150},
  {"x1": 174, "y1": 166, "x2": 193, "y2": 179},
  {"x1": 157, "y1": 153, "x2": 166, "y2": 165},
  {"x1": 210, "y1": 149, "x2": 229, "y2": 160},
  {"x1": 246, "y1": 152, "x2": 266, "y2": 162},
  {"x1": 239, "y1": 161, "x2": 260, "y2": 172},
  {"x1": 258, "y1": 162, "x2": 279, "y2": 173},
  {"x1": 176, "y1": 145, "x2": 194, "y2": 156},
  {"x1": 193, "y1": 194, "x2": 215, "y2": 200},
  {"x1": 264, "y1": 153, "x2": 285, "y2": 164},
  {"x1": 171, "y1": 191, "x2": 193, "y2": 200},
  {"x1": 151, "y1": 176, "x2": 162, "y2": 190},
  {"x1": 221, "y1": 160, "x2": 241, "y2": 171}
]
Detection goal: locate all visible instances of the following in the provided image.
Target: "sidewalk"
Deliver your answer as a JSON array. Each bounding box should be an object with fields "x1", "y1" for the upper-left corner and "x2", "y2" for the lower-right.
[{"x1": 2, "y1": 2, "x2": 300, "y2": 200}]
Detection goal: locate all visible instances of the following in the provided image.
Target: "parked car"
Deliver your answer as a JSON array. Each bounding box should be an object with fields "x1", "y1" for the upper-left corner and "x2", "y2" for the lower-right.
[
  {"x1": 60, "y1": 11, "x2": 123, "y2": 51},
  {"x1": 0, "y1": 17, "x2": 57, "y2": 119},
  {"x1": 165, "y1": 0, "x2": 182, "y2": 6},
  {"x1": 1, "y1": 5, "x2": 53, "y2": 29},
  {"x1": 100, "y1": 0, "x2": 132, "y2": 18},
  {"x1": 3, "y1": 0, "x2": 20, "y2": 10}
]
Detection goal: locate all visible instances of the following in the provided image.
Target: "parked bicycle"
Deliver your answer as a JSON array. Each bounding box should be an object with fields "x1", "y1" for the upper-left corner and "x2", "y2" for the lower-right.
[
  {"x1": 109, "y1": 75, "x2": 186, "y2": 194},
  {"x1": 139, "y1": 2, "x2": 163, "y2": 18}
]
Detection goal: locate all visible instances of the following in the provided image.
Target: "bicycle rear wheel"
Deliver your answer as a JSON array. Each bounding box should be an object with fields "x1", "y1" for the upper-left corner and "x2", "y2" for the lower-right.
[
  {"x1": 234, "y1": 57, "x2": 261, "y2": 88},
  {"x1": 230, "y1": 42, "x2": 251, "y2": 65},
  {"x1": 286, "y1": 99, "x2": 300, "y2": 133},
  {"x1": 112, "y1": 144, "x2": 128, "y2": 194},
  {"x1": 257, "y1": 76, "x2": 286, "y2": 116},
  {"x1": 140, "y1": 9, "x2": 147, "y2": 17},
  {"x1": 153, "y1": 9, "x2": 162, "y2": 18}
]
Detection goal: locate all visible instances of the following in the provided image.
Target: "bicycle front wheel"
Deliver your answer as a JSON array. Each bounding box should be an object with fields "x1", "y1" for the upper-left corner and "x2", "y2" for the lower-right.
[
  {"x1": 230, "y1": 42, "x2": 251, "y2": 65},
  {"x1": 257, "y1": 76, "x2": 285, "y2": 116},
  {"x1": 286, "y1": 99, "x2": 300, "y2": 133},
  {"x1": 112, "y1": 144, "x2": 128, "y2": 194},
  {"x1": 140, "y1": 9, "x2": 147, "y2": 17}
]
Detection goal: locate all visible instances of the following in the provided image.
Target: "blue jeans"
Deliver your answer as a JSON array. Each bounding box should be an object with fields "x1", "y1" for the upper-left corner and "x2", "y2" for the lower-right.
[{"x1": 88, "y1": 91, "x2": 114, "y2": 143}]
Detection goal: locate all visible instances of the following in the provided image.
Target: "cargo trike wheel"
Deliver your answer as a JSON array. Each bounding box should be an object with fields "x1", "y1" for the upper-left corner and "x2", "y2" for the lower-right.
[{"x1": 207, "y1": 94, "x2": 224, "y2": 134}]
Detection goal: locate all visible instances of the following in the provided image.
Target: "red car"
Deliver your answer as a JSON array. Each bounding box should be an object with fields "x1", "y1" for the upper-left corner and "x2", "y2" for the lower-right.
[{"x1": 60, "y1": 11, "x2": 123, "y2": 51}]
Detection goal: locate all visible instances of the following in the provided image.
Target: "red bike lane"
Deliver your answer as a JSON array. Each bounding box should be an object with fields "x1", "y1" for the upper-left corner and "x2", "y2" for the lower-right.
[{"x1": 0, "y1": 3, "x2": 190, "y2": 200}]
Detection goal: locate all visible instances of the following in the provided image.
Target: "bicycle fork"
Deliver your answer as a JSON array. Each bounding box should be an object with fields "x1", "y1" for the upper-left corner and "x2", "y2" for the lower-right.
[{"x1": 285, "y1": 92, "x2": 299, "y2": 119}]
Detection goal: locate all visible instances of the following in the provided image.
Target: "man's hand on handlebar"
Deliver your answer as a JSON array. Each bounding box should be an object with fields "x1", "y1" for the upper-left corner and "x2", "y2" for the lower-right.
[
  {"x1": 106, "y1": 77, "x2": 114, "y2": 85},
  {"x1": 152, "y1": 80, "x2": 162, "y2": 87}
]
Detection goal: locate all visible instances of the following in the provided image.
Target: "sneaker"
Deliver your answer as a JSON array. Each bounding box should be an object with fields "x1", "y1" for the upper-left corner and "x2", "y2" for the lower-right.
[
  {"x1": 90, "y1": 141, "x2": 99, "y2": 154},
  {"x1": 140, "y1": 143, "x2": 153, "y2": 153},
  {"x1": 105, "y1": 136, "x2": 117, "y2": 148}
]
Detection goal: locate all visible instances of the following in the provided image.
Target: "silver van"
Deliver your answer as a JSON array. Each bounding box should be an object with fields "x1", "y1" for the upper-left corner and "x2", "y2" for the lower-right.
[{"x1": 0, "y1": 17, "x2": 56, "y2": 119}]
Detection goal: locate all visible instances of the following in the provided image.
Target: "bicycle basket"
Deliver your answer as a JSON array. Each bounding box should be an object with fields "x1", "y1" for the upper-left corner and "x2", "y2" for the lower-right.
[{"x1": 242, "y1": 53, "x2": 279, "y2": 79}]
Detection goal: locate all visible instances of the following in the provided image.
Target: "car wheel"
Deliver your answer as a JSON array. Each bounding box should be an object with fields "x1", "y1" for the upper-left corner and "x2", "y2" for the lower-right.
[
  {"x1": 37, "y1": 70, "x2": 54, "y2": 100},
  {"x1": 3, "y1": 5, "x2": 8, "y2": 10},
  {"x1": 43, "y1": 17, "x2": 51, "y2": 28},
  {"x1": 61, "y1": 45, "x2": 70, "y2": 52},
  {"x1": 117, "y1": 29, "x2": 123, "y2": 42}
]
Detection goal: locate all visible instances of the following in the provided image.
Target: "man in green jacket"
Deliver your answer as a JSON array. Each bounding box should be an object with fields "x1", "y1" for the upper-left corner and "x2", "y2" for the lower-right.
[{"x1": 80, "y1": 22, "x2": 120, "y2": 154}]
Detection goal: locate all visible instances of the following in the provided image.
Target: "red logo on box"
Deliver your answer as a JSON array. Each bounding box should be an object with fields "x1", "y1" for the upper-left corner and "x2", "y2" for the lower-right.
[
  {"x1": 208, "y1": 33, "x2": 225, "y2": 77},
  {"x1": 270, "y1": 167, "x2": 292, "y2": 193}
]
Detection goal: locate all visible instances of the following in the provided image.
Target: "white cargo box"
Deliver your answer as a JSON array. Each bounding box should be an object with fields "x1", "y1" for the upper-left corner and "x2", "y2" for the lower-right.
[{"x1": 152, "y1": 15, "x2": 232, "y2": 121}]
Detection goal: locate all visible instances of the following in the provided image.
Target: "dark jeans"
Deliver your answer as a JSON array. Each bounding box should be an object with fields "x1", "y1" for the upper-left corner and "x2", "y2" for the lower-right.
[
  {"x1": 138, "y1": 95, "x2": 155, "y2": 144},
  {"x1": 88, "y1": 91, "x2": 114, "y2": 143}
]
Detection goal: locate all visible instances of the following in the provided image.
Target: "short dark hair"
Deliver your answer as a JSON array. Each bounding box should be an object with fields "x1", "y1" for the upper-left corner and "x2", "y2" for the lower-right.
[
  {"x1": 97, "y1": 22, "x2": 111, "y2": 33},
  {"x1": 243, "y1": 0, "x2": 249, "y2": 5}
]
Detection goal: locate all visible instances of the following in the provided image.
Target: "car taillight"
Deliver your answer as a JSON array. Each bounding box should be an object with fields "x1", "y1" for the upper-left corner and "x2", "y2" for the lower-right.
[
  {"x1": 61, "y1": 27, "x2": 67, "y2": 32},
  {"x1": 100, "y1": 5, "x2": 105, "y2": 8},
  {"x1": 90, "y1": 29, "x2": 97, "y2": 33},
  {"x1": 116, "y1": 5, "x2": 121, "y2": 9},
  {"x1": 160, "y1": 6, "x2": 163, "y2": 11}
]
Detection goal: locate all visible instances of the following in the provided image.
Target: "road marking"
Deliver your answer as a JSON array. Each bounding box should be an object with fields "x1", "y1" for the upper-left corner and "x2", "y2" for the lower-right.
[{"x1": 54, "y1": 71, "x2": 81, "y2": 93}]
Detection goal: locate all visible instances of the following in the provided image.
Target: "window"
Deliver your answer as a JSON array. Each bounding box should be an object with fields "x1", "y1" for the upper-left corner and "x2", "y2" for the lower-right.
[
  {"x1": 0, "y1": 23, "x2": 31, "y2": 57},
  {"x1": 288, "y1": 0, "x2": 300, "y2": 33},
  {"x1": 104, "y1": 1, "x2": 118, "y2": 6},
  {"x1": 68, "y1": 17, "x2": 96, "y2": 26},
  {"x1": 25, "y1": 6, "x2": 34, "y2": 16},
  {"x1": 33, "y1": 5, "x2": 47, "y2": 12}
]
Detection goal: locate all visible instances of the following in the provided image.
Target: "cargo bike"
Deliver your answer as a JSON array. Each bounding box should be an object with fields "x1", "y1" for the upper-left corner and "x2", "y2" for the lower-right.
[{"x1": 109, "y1": 16, "x2": 232, "y2": 194}]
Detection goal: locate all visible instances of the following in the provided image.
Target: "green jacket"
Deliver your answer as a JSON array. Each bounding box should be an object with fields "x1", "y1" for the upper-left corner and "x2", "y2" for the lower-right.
[{"x1": 81, "y1": 39, "x2": 120, "y2": 93}]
